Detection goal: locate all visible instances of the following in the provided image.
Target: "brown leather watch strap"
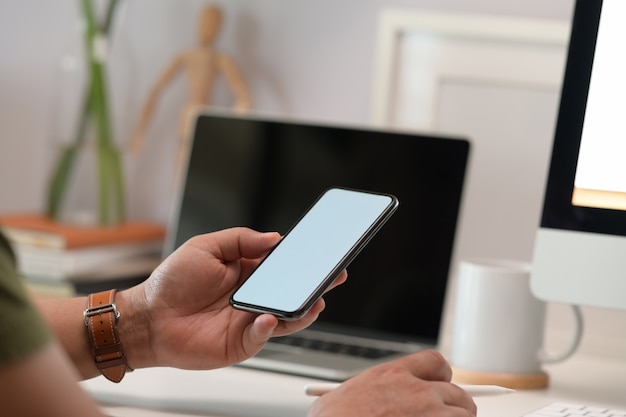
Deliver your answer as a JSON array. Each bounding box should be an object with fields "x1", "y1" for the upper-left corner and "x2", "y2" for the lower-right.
[{"x1": 84, "y1": 289, "x2": 131, "y2": 383}]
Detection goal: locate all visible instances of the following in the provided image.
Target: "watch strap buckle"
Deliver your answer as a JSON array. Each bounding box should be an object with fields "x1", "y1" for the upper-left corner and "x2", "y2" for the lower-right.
[{"x1": 83, "y1": 302, "x2": 120, "y2": 326}]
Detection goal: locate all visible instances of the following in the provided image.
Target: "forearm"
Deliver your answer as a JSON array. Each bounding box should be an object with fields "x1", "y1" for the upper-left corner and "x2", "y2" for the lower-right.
[
  {"x1": 33, "y1": 287, "x2": 152, "y2": 380},
  {"x1": 0, "y1": 342, "x2": 106, "y2": 417},
  {"x1": 34, "y1": 295, "x2": 98, "y2": 379}
]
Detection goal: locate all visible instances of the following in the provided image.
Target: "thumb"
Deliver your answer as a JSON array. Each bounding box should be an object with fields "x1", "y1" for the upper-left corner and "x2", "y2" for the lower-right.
[{"x1": 247, "y1": 314, "x2": 279, "y2": 348}]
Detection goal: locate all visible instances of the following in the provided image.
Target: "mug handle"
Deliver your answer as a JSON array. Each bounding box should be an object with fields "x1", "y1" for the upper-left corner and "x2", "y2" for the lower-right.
[{"x1": 537, "y1": 305, "x2": 584, "y2": 364}]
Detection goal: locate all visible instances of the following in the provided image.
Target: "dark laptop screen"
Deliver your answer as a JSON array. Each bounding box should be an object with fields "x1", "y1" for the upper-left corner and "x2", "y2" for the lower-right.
[{"x1": 168, "y1": 113, "x2": 469, "y2": 345}]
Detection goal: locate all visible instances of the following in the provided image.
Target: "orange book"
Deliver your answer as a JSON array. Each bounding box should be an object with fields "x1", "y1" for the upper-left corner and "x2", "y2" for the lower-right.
[{"x1": 0, "y1": 214, "x2": 166, "y2": 249}]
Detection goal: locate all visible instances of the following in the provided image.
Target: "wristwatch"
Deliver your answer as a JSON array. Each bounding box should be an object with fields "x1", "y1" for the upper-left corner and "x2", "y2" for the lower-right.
[{"x1": 84, "y1": 289, "x2": 131, "y2": 383}]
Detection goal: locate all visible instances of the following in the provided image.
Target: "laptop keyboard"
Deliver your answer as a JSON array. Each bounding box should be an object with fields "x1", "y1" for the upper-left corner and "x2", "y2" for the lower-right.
[
  {"x1": 523, "y1": 402, "x2": 626, "y2": 416},
  {"x1": 270, "y1": 335, "x2": 402, "y2": 359}
]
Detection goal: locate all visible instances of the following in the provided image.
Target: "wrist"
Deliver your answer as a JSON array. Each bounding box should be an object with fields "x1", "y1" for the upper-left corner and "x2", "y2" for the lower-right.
[{"x1": 114, "y1": 287, "x2": 154, "y2": 370}]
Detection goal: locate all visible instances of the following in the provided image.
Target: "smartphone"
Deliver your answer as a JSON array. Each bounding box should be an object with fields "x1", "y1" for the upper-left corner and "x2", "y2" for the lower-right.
[{"x1": 230, "y1": 187, "x2": 399, "y2": 320}]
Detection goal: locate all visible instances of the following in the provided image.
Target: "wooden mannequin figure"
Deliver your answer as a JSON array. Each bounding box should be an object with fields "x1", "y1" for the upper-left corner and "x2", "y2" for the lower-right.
[{"x1": 130, "y1": 4, "x2": 251, "y2": 167}]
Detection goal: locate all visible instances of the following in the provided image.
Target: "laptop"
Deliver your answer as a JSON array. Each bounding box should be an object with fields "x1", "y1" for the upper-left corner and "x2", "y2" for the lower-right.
[{"x1": 165, "y1": 111, "x2": 470, "y2": 381}]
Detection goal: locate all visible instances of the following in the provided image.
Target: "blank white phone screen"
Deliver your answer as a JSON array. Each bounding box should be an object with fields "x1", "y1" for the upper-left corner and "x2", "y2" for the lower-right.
[{"x1": 232, "y1": 188, "x2": 395, "y2": 313}]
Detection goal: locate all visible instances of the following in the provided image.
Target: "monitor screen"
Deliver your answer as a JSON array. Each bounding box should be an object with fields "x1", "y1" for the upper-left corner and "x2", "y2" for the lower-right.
[
  {"x1": 167, "y1": 113, "x2": 469, "y2": 344},
  {"x1": 531, "y1": 0, "x2": 626, "y2": 310}
]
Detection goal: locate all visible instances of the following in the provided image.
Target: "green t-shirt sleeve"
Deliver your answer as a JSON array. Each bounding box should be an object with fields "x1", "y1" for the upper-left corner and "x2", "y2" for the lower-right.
[{"x1": 0, "y1": 231, "x2": 52, "y2": 368}]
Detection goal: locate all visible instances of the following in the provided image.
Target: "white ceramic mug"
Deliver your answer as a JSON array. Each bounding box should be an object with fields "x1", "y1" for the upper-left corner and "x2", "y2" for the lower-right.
[{"x1": 451, "y1": 259, "x2": 582, "y2": 378}]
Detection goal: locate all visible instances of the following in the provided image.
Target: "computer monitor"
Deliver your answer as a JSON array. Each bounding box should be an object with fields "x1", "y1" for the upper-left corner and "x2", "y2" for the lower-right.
[
  {"x1": 167, "y1": 112, "x2": 469, "y2": 345},
  {"x1": 531, "y1": 0, "x2": 626, "y2": 311}
]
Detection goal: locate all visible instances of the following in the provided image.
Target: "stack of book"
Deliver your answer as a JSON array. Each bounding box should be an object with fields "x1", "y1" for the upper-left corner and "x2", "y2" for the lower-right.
[{"x1": 0, "y1": 214, "x2": 166, "y2": 285}]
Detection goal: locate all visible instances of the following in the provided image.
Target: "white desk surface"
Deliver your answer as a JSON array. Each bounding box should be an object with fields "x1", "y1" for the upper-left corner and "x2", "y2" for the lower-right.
[{"x1": 81, "y1": 352, "x2": 626, "y2": 417}]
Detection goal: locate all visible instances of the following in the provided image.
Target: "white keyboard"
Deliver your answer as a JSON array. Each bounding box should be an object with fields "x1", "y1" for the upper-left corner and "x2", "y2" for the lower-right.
[{"x1": 524, "y1": 402, "x2": 626, "y2": 416}]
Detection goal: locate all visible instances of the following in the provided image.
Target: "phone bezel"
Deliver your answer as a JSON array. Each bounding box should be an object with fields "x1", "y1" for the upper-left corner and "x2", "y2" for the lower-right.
[{"x1": 229, "y1": 187, "x2": 399, "y2": 320}]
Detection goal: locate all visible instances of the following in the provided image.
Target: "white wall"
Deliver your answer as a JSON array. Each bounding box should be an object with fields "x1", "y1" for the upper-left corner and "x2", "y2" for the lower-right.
[
  {"x1": 11, "y1": 0, "x2": 623, "y2": 362},
  {"x1": 0, "y1": 0, "x2": 573, "y2": 223}
]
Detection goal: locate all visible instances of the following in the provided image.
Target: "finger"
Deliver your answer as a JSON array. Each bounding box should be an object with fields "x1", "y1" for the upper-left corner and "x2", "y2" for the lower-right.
[
  {"x1": 249, "y1": 314, "x2": 279, "y2": 344},
  {"x1": 324, "y1": 269, "x2": 348, "y2": 293},
  {"x1": 195, "y1": 228, "x2": 281, "y2": 262},
  {"x1": 300, "y1": 297, "x2": 326, "y2": 322},
  {"x1": 273, "y1": 298, "x2": 326, "y2": 337},
  {"x1": 396, "y1": 350, "x2": 453, "y2": 382},
  {"x1": 435, "y1": 382, "x2": 478, "y2": 415}
]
